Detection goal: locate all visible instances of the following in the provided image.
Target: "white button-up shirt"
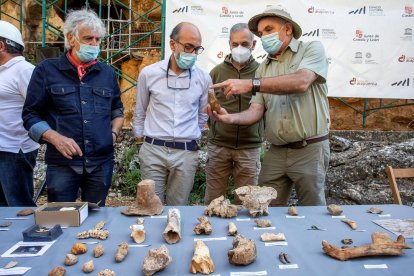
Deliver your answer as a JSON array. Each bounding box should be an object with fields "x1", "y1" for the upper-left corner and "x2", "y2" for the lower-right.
[
  {"x1": 133, "y1": 58, "x2": 211, "y2": 141},
  {"x1": 0, "y1": 56, "x2": 39, "y2": 153}
]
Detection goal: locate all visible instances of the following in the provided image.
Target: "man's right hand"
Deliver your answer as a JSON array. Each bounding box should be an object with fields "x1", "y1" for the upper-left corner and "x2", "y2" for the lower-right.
[{"x1": 42, "y1": 130, "x2": 83, "y2": 159}]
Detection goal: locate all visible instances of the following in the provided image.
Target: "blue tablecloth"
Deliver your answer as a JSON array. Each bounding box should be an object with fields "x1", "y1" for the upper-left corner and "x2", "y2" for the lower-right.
[{"x1": 0, "y1": 205, "x2": 413, "y2": 276}]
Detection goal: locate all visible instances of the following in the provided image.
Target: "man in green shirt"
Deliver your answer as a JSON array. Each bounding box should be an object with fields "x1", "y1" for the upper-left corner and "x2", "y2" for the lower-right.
[
  {"x1": 208, "y1": 5, "x2": 330, "y2": 206},
  {"x1": 205, "y1": 23, "x2": 263, "y2": 204}
]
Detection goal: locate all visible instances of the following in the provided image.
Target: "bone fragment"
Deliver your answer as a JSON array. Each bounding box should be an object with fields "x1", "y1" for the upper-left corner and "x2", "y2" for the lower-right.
[
  {"x1": 130, "y1": 224, "x2": 146, "y2": 243},
  {"x1": 228, "y1": 234, "x2": 257, "y2": 265},
  {"x1": 190, "y1": 240, "x2": 215, "y2": 274},
  {"x1": 327, "y1": 204, "x2": 343, "y2": 216},
  {"x1": 163, "y1": 208, "x2": 181, "y2": 244},
  {"x1": 234, "y1": 186, "x2": 277, "y2": 217},
  {"x1": 142, "y1": 245, "x2": 172, "y2": 276},
  {"x1": 288, "y1": 206, "x2": 298, "y2": 216},
  {"x1": 204, "y1": 196, "x2": 240, "y2": 218},
  {"x1": 260, "y1": 233, "x2": 286, "y2": 242},
  {"x1": 341, "y1": 219, "x2": 358, "y2": 230},
  {"x1": 254, "y1": 219, "x2": 272, "y2": 228},
  {"x1": 194, "y1": 216, "x2": 212, "y2": 235},
  {"x1": 228, "y1": 222, "x2": 237, "y2": 236}
]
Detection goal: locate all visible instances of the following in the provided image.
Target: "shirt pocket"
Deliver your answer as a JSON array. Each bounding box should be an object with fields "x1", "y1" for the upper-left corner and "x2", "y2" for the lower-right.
[
  {"x1": 92, "y1": 88, "x2": 112, "y2": 114},
  {"x1": 49, "y1": 86, "x2": 78, "y2": 114}
]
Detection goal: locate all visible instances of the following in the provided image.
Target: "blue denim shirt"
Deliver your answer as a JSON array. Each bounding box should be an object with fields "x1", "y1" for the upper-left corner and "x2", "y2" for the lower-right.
[{"x1": 22, "y1": 54, "x2": 124, "y2": 166}]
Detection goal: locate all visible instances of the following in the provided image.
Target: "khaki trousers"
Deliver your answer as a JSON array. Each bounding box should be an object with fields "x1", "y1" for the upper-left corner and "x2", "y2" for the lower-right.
[
  {"x1": 259, "y1": 140, "x2": 330, "y2": 206},
  {"x1": 204, "y1": 143, "x2": 261, "y2": 204},
  {"x1": 138, "y1": 142, "x2": 199, "y2": 205}
]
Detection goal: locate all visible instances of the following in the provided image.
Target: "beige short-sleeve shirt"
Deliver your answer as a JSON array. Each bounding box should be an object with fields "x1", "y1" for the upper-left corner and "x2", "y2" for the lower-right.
[{"x1": 251, "y1": 38, "x2": 330, "y2": 145}]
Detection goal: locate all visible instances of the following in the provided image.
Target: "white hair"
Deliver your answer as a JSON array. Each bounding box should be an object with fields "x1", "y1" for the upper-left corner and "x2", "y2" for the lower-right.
[{"x1": 63, "y1": 8, "x2": 106, "y2": 50}]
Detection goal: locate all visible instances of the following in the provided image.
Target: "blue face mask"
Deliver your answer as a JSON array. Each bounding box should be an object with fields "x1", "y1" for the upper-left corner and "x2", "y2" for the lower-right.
[
  {"x1": 175, "y1": 51, "x2": 197, "y2": 70},
  {"x1": 76, "y1": 43, "x2": 100, "y2": 63},
  {"x1": 261, "y1": 25, "x2": 285, "y2": 55}
]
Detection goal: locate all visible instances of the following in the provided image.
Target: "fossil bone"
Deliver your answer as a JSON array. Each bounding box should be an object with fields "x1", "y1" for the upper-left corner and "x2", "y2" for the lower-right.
[
  {"x1": 163, "y1": 208, "x2": 181, "y2": 244},
  {"x1": 71, "y1": 242, "x2": 87, "y2": 255},
  {"x1": 82, "y1": 260, "x2": 94, "y2": 273},
  {"x1": 94, "y1": 220, "x2": 105, "y2": 230},
  {"x1": 260, "y1": 233, "x2": 286, "y2": 242},
  {"x1": 193, "y1": 216, "x2": 212, "y2": 235},
  {"x1": 0, "y1": 221, "x2": 12, "y2": 228},
  {"x1": 208, "y1": 90, "x2": 221, "y2": 113},
  {"x1": 367, "y1": 207, "x2": 383, "y2": 214},
  {"x1": 228, "y1": 222, "x2": 238, "y2": 236},
  {"x1": 4, "y1": 261, "x2": 18, "y2": 269},
  {"x1": 341, "y1": 219, "x2": 358, "y2": 230},
  {"x1": 77, "y1": 229, "x2": 109, "y2": 240},
  {"x1": 254, "y1": 219, "x2": 272, "y2": 228},
  {"x1": 98, "y1": 269, "x2": 115, "y2": 276},
  {"x1": 64, "y1": 254, "x2": 78, "y2": 266},
  {"x1": 115, "y1": 242, "x2": 129, "y2": 262},
  {"x1": 228, "y1": 234, "x2": 257, "y2": 265},
  {"x1": 204, "y1": 196, "x2": 240, "y2": 218},
  {"x1": 130, "y1": 224, "x2": 145, "y2": 243},
  {"x1": 136, "y1": 218, "x2": 145, "y2": 225},
  {"x1": 190, "y1": 240, "x2": 215, "y2": 274},
  {"x1": 142, "y1": 245, "x2": 172, "y2": 276},
  {"x1": 16, "y1": 208, "x2": 34, "y2": 216},
  {"x1": 322, "y1": 232, "x2": 411, "y2": 261},
  {"x1": 327, "y1": 204, "x2": 343, "y2": 216},
  {"x1": 121, "y1": 179, "x2": 164, "y2": 216},
  {"x1": 234, "y1": 186, "x2": 277, "y2": 217},
  {"x1": 93, "y1": 244, "x2": 104, "y2": 258},
  {"x1": 278, "y1": 252, "x2": 291, "y2": 264},
  {"x1": 48, "y1": 266, "x2": 66, "y2": 276},
  {"x1": 288, "y1": 206, "x2": 298, "y2": 216},
  {"x1": 341, "y1": 239, "x2": 353, "y2": 245}
]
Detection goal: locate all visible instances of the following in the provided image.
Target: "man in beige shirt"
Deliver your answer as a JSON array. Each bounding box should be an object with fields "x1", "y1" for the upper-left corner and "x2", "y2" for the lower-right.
[{"x1": 208, "y1": 5, "x2": 330, "y2": 206}]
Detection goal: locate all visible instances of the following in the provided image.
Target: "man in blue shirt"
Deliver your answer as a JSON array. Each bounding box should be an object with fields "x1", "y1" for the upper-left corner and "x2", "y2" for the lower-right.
[{"x1": 22, "y1": 9, "x2": 124, "y2": 206}]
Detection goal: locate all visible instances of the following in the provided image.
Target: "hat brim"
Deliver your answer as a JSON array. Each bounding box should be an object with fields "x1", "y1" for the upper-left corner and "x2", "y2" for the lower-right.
[{"x1": 248, "y1": 13, "x2": 302, "y2": 39}]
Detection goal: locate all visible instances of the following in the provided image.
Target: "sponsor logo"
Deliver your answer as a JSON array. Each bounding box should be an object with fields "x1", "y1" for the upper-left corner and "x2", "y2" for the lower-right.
[
  {"x1": 217, "y1": 51, "x2": 224, "y2": 59},
  {"x1": 307, "y1": 6, "x2": 335, "y2": 15},
  {"x1": 352, "y1": 52, "x2": 377, "y2": 64},
  {"x1": 218, "y1": 27, "x2": 229, "y2": 38},
  {"x1": 349, "y1": 77, "x2": 377, "y2": 86},
  {"x1": 403, "y1": 5, "x2": 414, "y2": 17},
  {"x1": 353, "y1": 29, "x2": 380, "y2": 42},
  {"x1": 401, "y1": 28, "x2": 412, "y2": 41},
  {"x1": 391, "y1": 78, "x2": 412, "y2": 87},
  {"x1": 172, "y1": 5, "x2": 203, "y2": 15},
  {"x1": 348, "y1": 6, "x2": 384, "y2": 16},
  {"x1": 302, "y1": 28, "x2": 337, "y2": 39},
  {"x1": 219, "y1": 6, "x2": 245, "y2": 18},
  {"x1": 398, "y1": 54, "x2": 414, "y2": 63}
]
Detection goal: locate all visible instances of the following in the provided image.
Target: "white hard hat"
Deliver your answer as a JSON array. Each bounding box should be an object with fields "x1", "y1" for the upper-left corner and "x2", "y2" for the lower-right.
[{"x1": 0, "y1": 20, "x2": 24, "y2": 48}]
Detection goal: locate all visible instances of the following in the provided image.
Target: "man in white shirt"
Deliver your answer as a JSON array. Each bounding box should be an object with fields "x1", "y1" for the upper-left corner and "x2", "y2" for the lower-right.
[
  {"x1": 0, "y1": 21, "x2": 38, "y2": 206},
  {"x1": 133, "y1": 22, "x2": 211, "y2": 205}
]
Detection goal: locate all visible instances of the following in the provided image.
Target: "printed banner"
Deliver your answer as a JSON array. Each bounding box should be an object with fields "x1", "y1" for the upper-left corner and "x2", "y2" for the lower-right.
[{"x1": 165, "y1": 0, "x2": 414, "y2": 99}]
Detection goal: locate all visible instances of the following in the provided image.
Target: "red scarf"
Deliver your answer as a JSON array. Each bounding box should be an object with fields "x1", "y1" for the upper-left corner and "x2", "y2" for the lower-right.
[{"x1": 66, "y1": 51, "x2": 98, "y2": 80}]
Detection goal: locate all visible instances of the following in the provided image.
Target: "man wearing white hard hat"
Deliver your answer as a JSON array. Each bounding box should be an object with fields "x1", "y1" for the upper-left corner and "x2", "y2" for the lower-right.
[
  {"x1": 208, "y1": 5, "x2": 330, "y2": 206},
  {"x1": 0, "y1": 20, "x2": 38, "y2": 206}
]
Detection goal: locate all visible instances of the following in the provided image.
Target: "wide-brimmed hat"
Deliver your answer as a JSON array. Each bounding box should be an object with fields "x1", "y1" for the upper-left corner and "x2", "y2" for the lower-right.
[{"x1": 248, "y1": 5, "x2": 302, "y2": 39}]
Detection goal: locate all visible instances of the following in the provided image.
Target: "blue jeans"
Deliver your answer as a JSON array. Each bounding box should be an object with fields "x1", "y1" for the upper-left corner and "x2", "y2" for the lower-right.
[
  {"x1": 0, "y1": 150, "x2": 38, "y2": 207},
  {"x1": 45, "y1": 159, "x2": 114, "y2": 206}
]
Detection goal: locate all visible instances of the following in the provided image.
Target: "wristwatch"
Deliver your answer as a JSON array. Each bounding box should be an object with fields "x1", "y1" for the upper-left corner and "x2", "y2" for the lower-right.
[{"x1": 252, "y1": 78, "x2": 261, "y2": 95}]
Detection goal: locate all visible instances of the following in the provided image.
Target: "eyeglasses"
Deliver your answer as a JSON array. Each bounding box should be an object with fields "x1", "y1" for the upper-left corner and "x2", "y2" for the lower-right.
[
  {"x1": 175, "y1": 40, "x2": 204, "y2": 55},
  {"x1": 166, "y1": 58, "x2": 191, "y2": 90}
]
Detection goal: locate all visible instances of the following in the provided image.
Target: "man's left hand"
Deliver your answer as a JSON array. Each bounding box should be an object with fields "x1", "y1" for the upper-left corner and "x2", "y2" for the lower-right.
[{"x1": 210, "y1": 79, "x2": 253, "y2": 99}]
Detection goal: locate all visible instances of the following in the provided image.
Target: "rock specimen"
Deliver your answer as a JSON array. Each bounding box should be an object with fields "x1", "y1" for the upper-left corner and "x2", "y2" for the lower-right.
[
  {"x1": 93, "y1": 244, "x2": 104, "y2": 258},
  {"x1": 208, "y1": 90, "x2": 221, "y2": 113},
  {"x1": 16, "y1": 208, "x2": 34, "y2": 216},
  {"x1": 48, "y1": 266, "x2": 66, "y2": 276},
  {"x1": 234, "y1": 186, "x2": 277, "y2": 217},
  {"x1": 163, "y1": 208, "x2": 181, "y2": 244},
  {"x1": 278, "y1": 252, "x2": 291, "y2": 264},
  {"x1": 322, "y1": 232, "x2": 411, "y2": 261},
  {"x1": 193, "y1": 217, "x2": 212, "y2": 235},
  {"x1": 94, "y1": 220, "x2": 105, "y2": 230},
  {"x1": 228, "y1": 235, "x2": 257, "y2": 265},
  {"x1": 0, "y1": 221, "x2": 12, "y2": 228},
  {"x1": 4, "y1": 261, "x2": 18, "y2": 269},
  {"x1": 71, "y1": 242, "x2": 87, "y2": 255},
  {"x1": 190, "y1": 240, "x2": 215, "y2": 274},
  {"x1": 136, "y1": 218, "x2": 145, "y2": 224},
  {"x1": 341, "y1": 219, "x2": 357, "y2": 230},
  {"x1": 77, "y1": 229, "x2": 109, "y2": 240},
  {"x1": 130, "y1": 224, "x2": 145, "y2": 243},
  {"x1": 142, "y1": 245, "x2": 172, "y2": 276},
  {"x1": 82, "y1": 260, "x2": 94, "y2": 273},
  {"x1": 288, "y1": 206, "x2": 298, "y2": 216},
  {"x1": 367, "y1": 207, "x2": 383, "y2": 214},
  {"x1": 63, "y1": 254, "x2": 78, "y2": 266},
  {"x1": 228, "y1": 222, "x2": 237, "y2": 236},
  {"x1": 98, "y1": 269, "x2": 115, "y2": 276},
  {"x1": 115, "y1": 242, "x2": 129, "y2": 262},
  {"x1": 260, "y1": 233, "x2": 286, "y2": 242},
  {"x1": 254, "y1": 219, "x2": 272, "y2": 228},
  {"x1": 121, "y1": 179, "x2": 164, "y2": 216},
  {"x1": 204, "y1": 196, "x2": 240, "y2": 218},
  {"x1": 327, "y1": 204, "x2": 343, "y2": 216}
]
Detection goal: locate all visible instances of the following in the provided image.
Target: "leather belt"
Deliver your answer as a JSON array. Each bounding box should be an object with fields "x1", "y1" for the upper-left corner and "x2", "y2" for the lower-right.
[
  {"x1": 144, "y1": 137, "x2": 198, "y2": 151},
  {"x1": 273, "y1": 134, "x2": 329, "y2": 149}
]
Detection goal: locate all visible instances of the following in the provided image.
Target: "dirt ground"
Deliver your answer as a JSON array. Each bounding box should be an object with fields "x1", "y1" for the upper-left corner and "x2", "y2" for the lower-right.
[{"x1": 329, "y1": 98, "x2": 414, "y2": 131}]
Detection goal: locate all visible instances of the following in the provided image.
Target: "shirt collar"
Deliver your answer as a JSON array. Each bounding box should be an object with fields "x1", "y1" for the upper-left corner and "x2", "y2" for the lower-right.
[
  {"x1": 58, "y1": 52, "x2": 101, "y2": 72},
  {"x1": 0, "y1": 56, "x2": 25, "y2": 69},
  {"x1": 265, "y1": 37, "x2": 299, "y2": 64}
]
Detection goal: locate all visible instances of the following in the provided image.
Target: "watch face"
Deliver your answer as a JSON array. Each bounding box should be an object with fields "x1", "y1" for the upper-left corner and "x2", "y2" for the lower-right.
[{"x1": 253, "y1": 79, "x2": 260, "y2": 86}]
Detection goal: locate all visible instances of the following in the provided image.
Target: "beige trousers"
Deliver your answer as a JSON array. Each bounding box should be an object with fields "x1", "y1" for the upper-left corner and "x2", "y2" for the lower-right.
[
  {"x1": 204, "y1": 143, "x2": 261, "y2": 204},
  {"x1": 138, "y1": 142, "x2": 199, "y2": 205},
  {"x1": 259, "y1": 140, "x2": 330, "y2": 206}
]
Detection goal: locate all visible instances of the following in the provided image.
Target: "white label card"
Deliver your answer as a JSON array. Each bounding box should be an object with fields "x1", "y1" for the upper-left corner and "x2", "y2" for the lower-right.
[
  {"x1": 364, "y1": 264, "x2": 388, "y2": 269},
  {"x1": 265, "y1": 241, "x2": 288, "y2": 246},
  {"x1": 378, "y1": 214, "x2": 391, "y2": 217},
  {"x1": 279, "y1": 264, "x2": 299, "y2": 269},
  {"x1": 194, "y1": 237, "x2": 227, "y2": 242},
  {"x1": 286, "y1": 215, "x2": 305, "y2": 219},
  {"x1": 331, "y1": 215, "x2": 346, "y2": 219},
  {"x1": 0, "y1": 267, "x2": 31, "y2": 275},
  {"x1": 254, "y1": 226, "x2": 276, "y2": 230},
  {"x1": 230, "y1": 271, "x2": 267, "y2": 276},
  {"x1": 150, "y1": 215, "x2": 167, "y2": 219},
  {"x1": 236, "y1": 218, "x2": 251, "y2": 221}
]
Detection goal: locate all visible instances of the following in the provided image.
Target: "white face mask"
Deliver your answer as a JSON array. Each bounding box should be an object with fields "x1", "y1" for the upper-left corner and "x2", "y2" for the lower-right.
[{"x1": 231, "y1": 45, "x2": 251, "y2": 64}]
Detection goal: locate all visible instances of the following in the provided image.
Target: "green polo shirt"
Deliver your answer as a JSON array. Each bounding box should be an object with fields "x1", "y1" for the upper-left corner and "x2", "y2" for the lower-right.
[{"x1": 251, "y1": 38, "x2": 330, "y2": 145}]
